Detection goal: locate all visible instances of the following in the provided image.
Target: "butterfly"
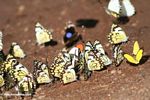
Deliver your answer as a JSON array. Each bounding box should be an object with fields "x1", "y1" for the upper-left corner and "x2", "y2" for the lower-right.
[
  {"x1": 33, "y1": 60, "x2": 53, "y2": 84},
  {"x1": 0, "y1": 57, "x2": 29, "y2": 91},
  {"x1": 50, "y1": 47, "x2": 81, "y2": 83},
  {"x1": 50, "y1": 51, "x2": 70, "y2": 79},
  {"x1": 7, "y1": 42, "x2": 26, "y2": 60},
  {"x1": 106, "y1": 0, "x2": 135, "y2": 18},
  {"x1": 70, "y1": 43, "x2": 92, "y2": 81},
  {"x1": 112, "y1": 44, "x2": 124, "y2": 66},
  {"x1": 9, "y1": 59, "x2": 29, "y2": 81},
  {"x1": 62, "y1": 68, "x2": 77, "y2": 84},
  {"x1": 85, "y1": 41, "x2": 112, "y2": 68},
  {"x1": 93, "y1": 40, "x2": 112, "y2": 66},
  {"x1": 63, "y1": 21, "x2": 80, "y2": 47},
  {"x1": 35, "y1": 22, "x2": 53, "y2": 45},
  {"x1": 67, "y1": 46, "x2": 82, "y2": 70},
  {"x1": 124, "y1": 41, "x2": 143, "y2": 64},
  {"x1": 84, "y1": 42, "x2": 104, "y2": 71},
  {"x1": 16, "y1": 74, "x2": 36, "y2": 95},
  {"x1": 108, "y1": 23, "x2": 128, "y2": 45}
]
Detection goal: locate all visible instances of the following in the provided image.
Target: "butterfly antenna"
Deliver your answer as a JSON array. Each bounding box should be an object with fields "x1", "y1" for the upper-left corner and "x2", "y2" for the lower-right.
[{"x1": 81, "y1": 25, "x2": 86, "y2": 43}]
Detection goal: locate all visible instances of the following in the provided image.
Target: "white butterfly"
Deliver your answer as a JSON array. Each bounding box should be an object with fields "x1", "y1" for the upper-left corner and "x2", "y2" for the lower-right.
[
  {"x1": 35, "y1": 22, "x2": 53, "y2": 45},
  {"x1": 93, "y1": 40, "x2": 112, "y2": 66},
  {"x1": 106, "y1": 0, "x2": 135, "y2": 17}
]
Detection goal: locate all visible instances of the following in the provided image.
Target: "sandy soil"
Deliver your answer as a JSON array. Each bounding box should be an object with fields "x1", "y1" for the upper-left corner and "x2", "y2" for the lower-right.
[{"x1": 0, "y1": 0, "x2": 150, "y2": 100}]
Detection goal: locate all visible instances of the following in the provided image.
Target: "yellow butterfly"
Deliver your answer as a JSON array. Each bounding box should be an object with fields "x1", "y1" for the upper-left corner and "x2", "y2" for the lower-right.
[
  {"x1": 124, "y1": 41, "x2": 143, "y2": 64},
  {"x1": 108, "y1": 23, "x2": 128, "y2": 44}
]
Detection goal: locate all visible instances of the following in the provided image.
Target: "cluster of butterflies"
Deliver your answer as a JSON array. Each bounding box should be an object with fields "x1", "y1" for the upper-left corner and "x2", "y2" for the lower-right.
[
  {"x1": 0, "y1": 35, "x2": 36, "y2": 96},
  {"x1": 0, "y1": 0, "x2": 144, "y2": 98}
]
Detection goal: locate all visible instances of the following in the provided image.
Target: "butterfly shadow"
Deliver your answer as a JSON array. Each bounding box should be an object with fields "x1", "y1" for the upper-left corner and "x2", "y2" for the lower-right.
[
  {"x1": 139, "y1": 55, "x2": 150, "y2": 65},
  {"x1": 96, "y1": 66, "x2": 107, "y2": 72},
  {"x1": 76, "y1": 19, "x2": 99, "y2": 28},
  {"x1": 44, "y1": 40, "x2": 58, "y2": 47},
  {"x1": 114, "y1": 16, "x2": 129, "y2": 25}
]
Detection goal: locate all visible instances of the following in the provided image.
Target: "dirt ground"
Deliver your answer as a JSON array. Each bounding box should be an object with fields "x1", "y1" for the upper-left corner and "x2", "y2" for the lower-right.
[{"x1": 0, "y1": 0, "x2": 150, "y2": 100}]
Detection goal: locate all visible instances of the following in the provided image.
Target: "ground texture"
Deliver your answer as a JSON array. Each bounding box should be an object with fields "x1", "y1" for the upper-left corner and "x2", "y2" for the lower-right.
[{"x1": 0, "y1": 0, "x2": 150, "y2": 100}]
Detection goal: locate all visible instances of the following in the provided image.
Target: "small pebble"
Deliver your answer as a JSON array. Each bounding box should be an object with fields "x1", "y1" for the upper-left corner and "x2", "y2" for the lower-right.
[
  {"x1": 111, "y1": 70, "x2": 116, "y2": 74},
  {"x1": 117, "y1": 70, "x2": 122, "y2": 74}
]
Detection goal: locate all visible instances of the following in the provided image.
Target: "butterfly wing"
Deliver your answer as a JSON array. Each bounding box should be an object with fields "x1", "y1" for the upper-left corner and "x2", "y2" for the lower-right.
[
  {"x1": 99, "y1": 54, "x2": 112, "y2": 66},
  {"x1": 133, "y1": 41, "x2": 140, "y2": 55},
  {"x1": 16, "y1": 70, "x2": 28, "y2": 81},
  {"x1": 124, "y1": 54, "x2": 138, "y2": 64},
  {"x1": 106, "y1": 0, "x2": 121, "y2": 17},
  {"x1": 36, "y1": 71, "x2": 51, "y2": 84},
  {"x1": 121, "y1": 0, "x2": 135, "y2": 17},
  {"x1": 85, "y1": 41, "x2": 93, "y2": 62},
  {"x1": 0, "y1": 75, "x2": 4, "y2": 87},
  {"x1": 136, "y1": 49, "x2": 143, "y2": 63},
  {"x1": 35, "y1": 22, "x2": 52, "y2": 45},
  {"x1": 50, "y1": 55, "x2": 66, "y2": 78},
  {"x1": 113, "y1": 45, "x2": 124, "y2": 66},
  {"x1": 93, "y1": 40, "x2": 105, "y2": 55},
  {"x1": 33, "y1": 60, "x2": 52, "y2": 84},
  {"x1": 85, "y1": 41, "x2": 93, "y2": 52},
  {"x1": 86, "y1": 51, "x2": 104, "y2": 71},
  {"x1": 62, "y1": 69, "x2": 77, "y2": 84},
  {"x1": 108, "y1": 24, "x2": 128, "y2": 44}
]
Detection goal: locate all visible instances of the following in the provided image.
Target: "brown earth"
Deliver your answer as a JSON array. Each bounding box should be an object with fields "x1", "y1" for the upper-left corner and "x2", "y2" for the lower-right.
[{"x1": 0, "y1": 0, "x2": 150, "y2": 100}]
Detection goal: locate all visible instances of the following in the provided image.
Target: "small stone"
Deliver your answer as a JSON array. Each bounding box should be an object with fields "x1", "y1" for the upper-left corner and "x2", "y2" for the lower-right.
[
  {"x1": 24, "y1": 27, "x2": 29, "y2": 32},
  {"x1": 105, "y1": 43, "x2": 110, "y2": 47},
  {"x1": 117, "y1": 70, "x2": 122, "y2": 74},
  {"x1": 111, "y1": 70, "x2": 116, "y2": 74},
  {"x1": 17, "y1": 5, "x2": 25, "y2": 15},
  {"x1": 36, "y1": 87, "x2": 42, "y2": 93}
]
